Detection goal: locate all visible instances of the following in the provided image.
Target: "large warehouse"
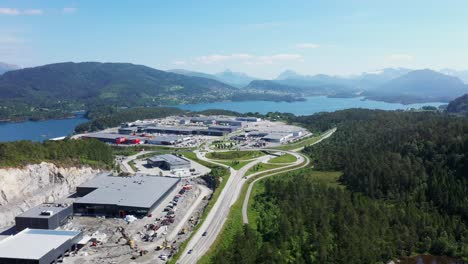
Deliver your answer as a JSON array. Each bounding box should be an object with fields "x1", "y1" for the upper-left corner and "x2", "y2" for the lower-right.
[
  {"x1": 73, "y1": 174, "x2": 180, "y2": 217},
  {"x1": 82, "y1": 133, "x2": 142, "y2": 144},
  {"x1": 0, "y1": 229, "x2": 83, "y2": 264},
  {"x1": 15, "y1": 203, "x2": 73, "y2": 231},
  {"x1": 147, "y1": 154, "x2": 191, "y2": 171}
]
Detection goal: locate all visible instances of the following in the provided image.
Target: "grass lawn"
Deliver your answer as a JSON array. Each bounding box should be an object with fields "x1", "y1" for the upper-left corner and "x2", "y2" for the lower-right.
[
  {"x1": 245, "y1": 162, "x2": 286, "y2": 176},
  {"x1": 205, "y1": 150, "x2": 264, "y2": 160},
  {"x1": 215, "y1": 160, "x2": 252, "y2": 170},
  {"x1": 268, "y1": 153, "x2": 297, "y2": 163},
  {"x1": 272, "y1": 134, "x2": 321, "y2": 151}
]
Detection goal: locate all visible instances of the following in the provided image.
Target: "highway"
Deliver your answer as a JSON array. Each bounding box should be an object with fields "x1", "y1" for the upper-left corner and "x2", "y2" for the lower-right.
[
  {"x1": 178, "y1": 150, "x2": 304, "y2": 264},
  {"x1": 177, "y1": 129, "x2": 336, "y2": 264},
  {"x1": 178, "y1": 152, "x2": 272, "y2": 264}
]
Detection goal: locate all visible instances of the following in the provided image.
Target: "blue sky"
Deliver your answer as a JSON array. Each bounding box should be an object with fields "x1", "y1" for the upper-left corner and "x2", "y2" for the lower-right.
[{"x1": 1, "y1": 0, "x2": 468, "y2": 78}]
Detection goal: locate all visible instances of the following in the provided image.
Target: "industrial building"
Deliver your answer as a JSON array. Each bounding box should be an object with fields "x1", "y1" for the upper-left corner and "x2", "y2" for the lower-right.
[
  {"x1": 15, "y1": 203, "x2": 73, "y2": 232},
  {"x1": 261, "y1": 133, "x2": 293, "y2": 143},
  {"x1": 118, "y1": 127, "x2": 138, "y2": 135},
  {"x1": 145, "y1": 126, "x2": 194, "y2": 135},
  {"x1": 82, "y1": 133, "x2": 142, "y2": 144},
  {"x1": 146, "y1": 154, "x2": 191, "y2": 171},
  {"x1": 214, "y1": 119, "x2": 244, "y2": 127},
  {"x1": 208, "y1": 125, "x2": 240, "y2": 133},
  {"x1": 190, "y1": 117, "x2": 215, "y2": 125},
  {"x1": 0, "y1": 229, "x2": 83, "y2": 264},
  {"x1": 144, "y1": 126, "x2": 229, "y2": 137},
  {"x1": 74, "y1": 174, "x2": 180, "y2": 217},
  {"x1": 147, "y1": 135, "x2": 182, "y2": 145},
  {"x1": 236, "y1": 117, "x2": 261, "y2": 122}
]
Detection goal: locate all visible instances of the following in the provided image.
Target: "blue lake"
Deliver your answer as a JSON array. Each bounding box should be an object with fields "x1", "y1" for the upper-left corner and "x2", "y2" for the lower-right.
[
  {"x1": 0, "y1": 97, "x2": 445, "y2": 142},
  {"x1": 0, "y1": 116, "x2": 88, "y2": 142},
  {"x1": 177, "y1": 96, "x2": 444, "y2": 115}
]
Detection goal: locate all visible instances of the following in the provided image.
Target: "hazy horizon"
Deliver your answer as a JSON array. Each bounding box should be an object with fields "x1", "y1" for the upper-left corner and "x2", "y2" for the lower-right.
[{"x1": 2, "y1": 0, "x2": 468, "y2": 78}]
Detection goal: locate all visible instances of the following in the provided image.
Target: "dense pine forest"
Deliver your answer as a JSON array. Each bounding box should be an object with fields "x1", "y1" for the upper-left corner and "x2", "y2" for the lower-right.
[
  {"x1": 211, "y1": 109, "x2": 468, "y2": 263},
  {"x1": 0, "y1": 139, "x2": 114, "y2": 168}
]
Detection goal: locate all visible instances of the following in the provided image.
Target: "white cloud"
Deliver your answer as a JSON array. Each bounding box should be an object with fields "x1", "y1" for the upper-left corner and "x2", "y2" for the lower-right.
[
  {"x1": 172, "y1": 60, "x2": 187, "y2": 66},
  {"x1": 387, "y1": 54, "x2": 414, "y2": 61},
  {"x1": 0, "y1": 36, "x2": 23, "y2": 44},
  {"x1": 196, "y1": 53, "x2": 302, "y2": 65},
  {"x1": 63, "y1": 7, "x2": 77, "y2": 14},
  {"x1": 24, "y1": 9, "x2": 43, "y2": 15},
  {"x1": 296, "y1": 43, "x2": 320, "y2": 49},
  {"x1": 0, "y1": 8, "x2": 43, "y2": 15},
  {"x1": 0, "y1": 8, "x2": 20, "y2": 15},
  {"x1": 196, "y1": 53, "x2": 252, "y2": 64}
]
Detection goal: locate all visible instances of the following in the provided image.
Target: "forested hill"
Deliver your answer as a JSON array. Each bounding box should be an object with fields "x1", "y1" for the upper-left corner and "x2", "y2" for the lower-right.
[
  {"x1": 211, "y1": 109, "x2": 468, "y2": 264},
  {"x1": 0, "y1": 62, "x2": 237, "y2": 106},
  {"x1": 447, "y1": 93, "x2": 468, "y2": 115},
  {"x1": 298, "y1": 109, "x2": 468, "y2": 219}
]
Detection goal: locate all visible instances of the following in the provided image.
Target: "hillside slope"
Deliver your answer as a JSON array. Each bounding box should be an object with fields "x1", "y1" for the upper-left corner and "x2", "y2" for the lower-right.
[
  {"x1": 447, "y1": 93, "x2": 468, "y2": 115},
  {"x1": 0, "y1": 62, "x2": 19, "y2": 75},
  {"x1": 0, "y1": 62, "x2": 237, "y2": 106}
]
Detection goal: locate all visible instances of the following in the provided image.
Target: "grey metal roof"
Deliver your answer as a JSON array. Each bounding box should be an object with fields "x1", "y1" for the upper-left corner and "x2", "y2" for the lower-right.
[
  {"x1": 16, "y1": 204, "x2": 71, "y2": 219},
  {"x1": 0, "y1": 229, "x2": 81, "y2": 260},
  {"x1": 75, "y1": 174, "x2": 180, "y2": 208},
  {"x1": 118, "y1": 127, "x2": 138, "y2": 131},
  {"x1": 148, "y1": 136, "x2": 181, "y2": 143},
  {"x1": 147, "y1": 154, "x2": 190, "y2": 166},
  {"x1": 83, "y1": 133, "x2": 141, "y2": 140},
  {"x1": 262, "y1": 133, "x2": 289, "y2": 140},
  {"x1": 145, "y1": 126, "x2": 195, "y2": 132}
]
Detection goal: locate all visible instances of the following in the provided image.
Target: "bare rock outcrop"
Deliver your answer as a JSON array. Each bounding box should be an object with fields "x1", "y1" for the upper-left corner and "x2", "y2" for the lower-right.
[{"x1": 0, "y1": 162, "x2": 103, "y2": 227}]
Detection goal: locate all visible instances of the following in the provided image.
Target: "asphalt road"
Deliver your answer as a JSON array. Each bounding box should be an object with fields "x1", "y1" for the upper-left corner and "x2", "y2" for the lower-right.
[
  {"x1": 177, "y1": 128, "x2": 336, "y2": 264},
  {"x1": 177, "y1": 152, "x2": 271, "y2": 264}
]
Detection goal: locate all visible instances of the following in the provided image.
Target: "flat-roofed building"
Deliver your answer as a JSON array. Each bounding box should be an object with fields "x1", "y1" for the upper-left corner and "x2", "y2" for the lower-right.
[
  {"x1": 147, "y1": 136, "x2": 182, "y2": 145},
  {"x1": 0, "y1": 229, "x2": 83, "y2": 264},
  {"x1": 262, "y1": 133, "x2": 293, "y2": 143},
  {"x1": 190, "y1": 117, "x2": 215, "y2": 125},
  {"x1": 208, "y1": 125, "x2": 240, "y2": 133},
  {"x1": 214, "y1": 119, "x2": 244, "y2": 127},
  {"x1": 145, "y1": 126, "x2": 194, "y2": 135},
  {"x1": 82, "y1": 133, "x2": 142, "y2": 144},
  {"x1": 74, "y1": 174, "x2": 180, "y2": 217},
  {"x1": 15, "y1": 203, "x2": 73, "y2": 232},
  {"x1": 236, "y1": 117, "x2": 261, "y2": 122},
  {"x1": 146, "y1": 154, "x2": 191, "y2": 171},
  {"x1": 118, "y1": 127, "x2": 138, "y2": 135}
]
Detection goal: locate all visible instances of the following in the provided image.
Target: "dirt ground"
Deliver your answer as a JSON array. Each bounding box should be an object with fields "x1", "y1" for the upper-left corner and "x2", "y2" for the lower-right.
[{"x1": 62, "y1": 178, "x2": 212, "y2": 264}]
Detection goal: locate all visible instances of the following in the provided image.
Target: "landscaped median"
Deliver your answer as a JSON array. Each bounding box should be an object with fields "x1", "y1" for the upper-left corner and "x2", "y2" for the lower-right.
[
  {"x1": 198, "y1": 154, "x2": 309, "y2": 264},
  {"x1": 205, "y1": 150, "x2": 265, "y2": 160}
]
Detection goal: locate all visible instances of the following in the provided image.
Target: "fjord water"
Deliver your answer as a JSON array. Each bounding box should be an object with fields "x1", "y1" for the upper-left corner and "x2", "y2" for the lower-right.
[
  {"x1": 0, "y1": 116, "x2": 88, "y2": 142},
  {"x1": 178, "y1": 96, "x2": 444, "y2": 115},
  {"x1": 0, "y1": 97, "x2": 444, "y2": 142}
]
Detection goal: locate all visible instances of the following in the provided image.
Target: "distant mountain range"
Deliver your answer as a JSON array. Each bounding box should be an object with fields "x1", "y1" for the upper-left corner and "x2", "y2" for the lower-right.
[
  {"x1": 1, "y1": 61, "x2": 468, "y2": 121},
  {"x1": 245, "y1": 68, "x2": 468, "y2": 104},
  {"x1": 0, "y1": 62, "x2": 20, "y2": 75},
  {"x1": 363, "y1": 69, "x2": 468, "y2": 104},
  {"x1": 169, "y1": 69, "x2": 257, "y2": 88}
]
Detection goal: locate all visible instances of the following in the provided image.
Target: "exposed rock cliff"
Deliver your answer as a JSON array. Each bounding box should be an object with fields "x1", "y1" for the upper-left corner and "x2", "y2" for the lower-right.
[{"x1": 0, "y1": 162, "x2": 102, "y2": 227}]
